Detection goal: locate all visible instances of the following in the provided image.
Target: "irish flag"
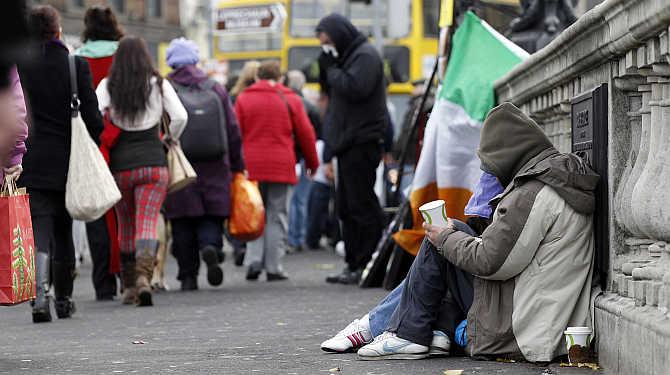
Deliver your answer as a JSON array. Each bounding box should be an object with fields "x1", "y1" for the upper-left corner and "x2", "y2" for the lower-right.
[{"x1": 393, "y1": 11, "x2": 528, "y2": 255}]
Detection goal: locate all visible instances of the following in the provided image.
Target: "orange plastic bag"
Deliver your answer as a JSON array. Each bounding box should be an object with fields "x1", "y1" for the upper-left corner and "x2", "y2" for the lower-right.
[{"x1": 228, "y1": 173, "x2": 265, "y2": 241}]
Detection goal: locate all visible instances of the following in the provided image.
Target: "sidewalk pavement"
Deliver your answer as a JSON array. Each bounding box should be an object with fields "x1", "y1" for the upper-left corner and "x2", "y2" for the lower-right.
[{"x1": 0, "y1": 249, "x2": 601, "y2": 374}]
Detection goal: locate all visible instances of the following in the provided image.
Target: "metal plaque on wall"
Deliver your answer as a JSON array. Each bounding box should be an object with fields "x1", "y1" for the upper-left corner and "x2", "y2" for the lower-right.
[{"x1": 571, "y1": 83, "x2": 608, "y2": 289}]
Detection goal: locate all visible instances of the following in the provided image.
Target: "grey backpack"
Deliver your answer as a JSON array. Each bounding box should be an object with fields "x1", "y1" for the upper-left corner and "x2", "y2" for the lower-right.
[{"x1": 171, "y1": 79, "x2": 228, "y2": 162}]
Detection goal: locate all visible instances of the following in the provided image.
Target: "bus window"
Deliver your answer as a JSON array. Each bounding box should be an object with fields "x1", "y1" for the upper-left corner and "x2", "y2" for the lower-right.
[
  {"x1": 217, "y1": 33, "x2": 282, "y2": 53},
  {"x1": 288, "y1": 45, "x2": 409, "y2": 84},
  {"x1": 423, "y1": 0, "x2": 440, "y2": 38},
  {"x1": 289, "y1": 0, "x2": 411, "y2": 39},
  {"x1": 288, "y1": 47, "x2": 322, "y2": 82}
]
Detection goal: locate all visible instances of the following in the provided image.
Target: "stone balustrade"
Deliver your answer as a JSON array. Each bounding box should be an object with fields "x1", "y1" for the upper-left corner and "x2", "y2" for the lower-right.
[{"x1": 494, "y1": 1, "x2": 670, "y2": 373}]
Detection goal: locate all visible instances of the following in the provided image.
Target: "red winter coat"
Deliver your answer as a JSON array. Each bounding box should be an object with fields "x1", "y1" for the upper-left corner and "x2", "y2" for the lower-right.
[{"x1": 234, "y1": 81, "x2": 318, "y2": 184}]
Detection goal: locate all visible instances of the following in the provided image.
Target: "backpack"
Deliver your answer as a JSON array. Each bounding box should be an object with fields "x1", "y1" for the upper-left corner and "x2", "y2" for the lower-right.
[{"x1": 171, "y1": 79, "x2": 228, "y2": 162}]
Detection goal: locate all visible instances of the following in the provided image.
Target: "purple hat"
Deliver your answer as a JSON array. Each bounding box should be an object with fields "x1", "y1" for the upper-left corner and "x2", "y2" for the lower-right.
[{"x1": 166, "y1": 37, "x2": 200, "y2": 69}]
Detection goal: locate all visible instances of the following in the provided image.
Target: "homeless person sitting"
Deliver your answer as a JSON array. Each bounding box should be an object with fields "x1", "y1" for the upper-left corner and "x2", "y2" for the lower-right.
[{"x1": 320, "y1": 102, "x2": 599, "y2": 362}]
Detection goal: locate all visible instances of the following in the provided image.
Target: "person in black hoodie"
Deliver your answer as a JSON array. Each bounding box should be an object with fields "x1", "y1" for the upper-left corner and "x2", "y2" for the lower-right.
[
  {"x1": 316, "y1": 14, "x2": 386, "y2": 285},
  {"x1": 18, "y1": 5, "x2": 103, "y2": 323}
]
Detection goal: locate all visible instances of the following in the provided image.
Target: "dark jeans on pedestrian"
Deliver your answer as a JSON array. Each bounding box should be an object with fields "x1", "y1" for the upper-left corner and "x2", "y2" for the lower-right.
[
  {"x1": 171, "y1": 215, "x2": 224, "y2": 281},
  {"x1": 305, "y1": 181, "x2": 334, "y2": 249},
  {"x1": 86, "y1": 217, "x2": 117, "y2": 299},
  {"x1": 337, "y1": 142, "x2": 384, "y2": 271},
  {"x1": 387, "y1": 221, "x2": 475, "y2": 347}
]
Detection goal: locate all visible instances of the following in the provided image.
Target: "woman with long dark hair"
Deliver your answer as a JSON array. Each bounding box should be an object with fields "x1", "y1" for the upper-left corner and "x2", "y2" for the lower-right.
[
  {"x1": 75, "y1": 4, "x2": 125, "y2": 302},
  {"x1": 96, "y1": 36, "x2": 187, "y2": 307},
  {"x1": 18, "y1": 5, "x2": 104, "y2": 323}
]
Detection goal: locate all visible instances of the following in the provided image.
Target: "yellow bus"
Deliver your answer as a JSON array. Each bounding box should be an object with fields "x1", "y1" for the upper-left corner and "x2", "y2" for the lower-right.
[{"x1": 213, "y1": 0, "x2": 441, "y2": 125}]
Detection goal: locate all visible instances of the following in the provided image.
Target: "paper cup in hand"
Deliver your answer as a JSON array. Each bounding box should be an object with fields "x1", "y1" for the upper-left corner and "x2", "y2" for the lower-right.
[{"x1": 419, "y1": 200, "x2": 448, "y2": 227}]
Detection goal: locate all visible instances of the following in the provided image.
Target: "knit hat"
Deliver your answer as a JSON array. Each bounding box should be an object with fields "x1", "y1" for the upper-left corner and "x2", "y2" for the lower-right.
[{"x1": 166, "y1": 37, "x2": 199, "y2": 68}]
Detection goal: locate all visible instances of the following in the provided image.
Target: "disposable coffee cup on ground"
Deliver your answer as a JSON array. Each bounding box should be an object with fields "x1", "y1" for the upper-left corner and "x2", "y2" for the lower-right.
[
  {"x1": 419, "y1": 200, "x2": 449, "y2": 227},
  {"x1": 564, "y1": 326, "x2": 592, "y2": 363}
]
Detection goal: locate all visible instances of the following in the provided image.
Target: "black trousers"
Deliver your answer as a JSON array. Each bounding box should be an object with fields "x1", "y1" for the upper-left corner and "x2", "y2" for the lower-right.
[
  {"x1": 86, "y1": 217, "x2": 117, "y2": 299},
  {"x1": 171, "y1": 216, "x2": 224, "y2": 281},
  {"x1": 387, "y1": 221, "x2": 475, "y2": 347},
  {"x1": 336, "y1": 142, "x2": 384, "y2": 271},
  {"x1": 30, "y1": 190, "x2": 76, "y2": 298}
]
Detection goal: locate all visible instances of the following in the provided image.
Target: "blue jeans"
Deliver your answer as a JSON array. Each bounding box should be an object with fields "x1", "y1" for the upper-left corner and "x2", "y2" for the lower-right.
[
  {"x1": 305, "y1": 181, "x2": 334, "y2": 249},
  {"x1": 288, "y1": 164, "x2": 312, "y2": 247},
  {"x1": 369, "y1": 280, "x2": 405, "y2": 337}
]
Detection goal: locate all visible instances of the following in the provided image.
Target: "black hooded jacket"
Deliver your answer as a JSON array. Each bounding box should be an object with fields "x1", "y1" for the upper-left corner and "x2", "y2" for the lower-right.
[{"x1": 316, "y1": 14, "x2": 387, "y2": 156}]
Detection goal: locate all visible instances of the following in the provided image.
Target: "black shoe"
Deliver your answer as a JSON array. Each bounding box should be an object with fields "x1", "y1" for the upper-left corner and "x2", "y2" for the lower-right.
[
  {"x1": 234, "y1": 247, "x2": 246, "y2": 267},
  {"x1": 32, "y1": 299, "x2": 52, "y2": 323},
  {"x1": 246, "y1": 262, "x2": 262, "y2": 281},
  {"x1": 55, "y1": 298, "x2": 76, "y2": 319},
  {"x1": 201, "y1": 246, "x2": 224, "y2": 286},
  {"x1": 32, "y1": 252, "x2": 52, "y2": 323},
  {"x1": 267, "y1": 272, "x2": 289, "y2": 282},
  {"x1": 180, "y1": 276, "x2": 198, "y2": 291},
  {"x1": 326, "y1": 268, "x2": 361, "y2": 285},
  {"x1": 96, "y1": 294, "x2": 115, "y2": 301}
]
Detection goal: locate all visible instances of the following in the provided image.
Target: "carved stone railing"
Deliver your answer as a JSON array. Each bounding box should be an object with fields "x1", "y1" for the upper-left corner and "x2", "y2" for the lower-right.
[{"x1": 495, "y1": 1, "x2": 670, "y2": 373}]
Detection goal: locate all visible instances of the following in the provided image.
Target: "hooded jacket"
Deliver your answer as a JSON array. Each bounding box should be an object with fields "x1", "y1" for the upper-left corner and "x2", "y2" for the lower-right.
[
  {"x1": 436, "y1": 102, "x2": 599, "y2": 362},
  {"x1": 316, "y1": 14, "x2": 387, "y2": 155},
  {"x1": 75, "y1": 40, "x2": 118, "y2": 88}
]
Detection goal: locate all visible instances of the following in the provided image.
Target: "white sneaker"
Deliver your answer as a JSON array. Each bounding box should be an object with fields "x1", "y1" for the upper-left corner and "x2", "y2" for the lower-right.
[
  {"x1": 357, "y1": 332, "x2": 429, "y2": 360},
  {"x1": 321, "y1": 314, "x2": 373, "y2": 353},
  {"x1": 430, "y1": 330, "x2": 451, "y2": 356}
]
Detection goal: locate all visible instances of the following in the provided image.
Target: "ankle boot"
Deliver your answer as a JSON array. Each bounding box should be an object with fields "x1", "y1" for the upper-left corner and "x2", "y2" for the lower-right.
[
  {"x1": 52, "y1": 261, "x2": 76, "y2": 319},
  {"x1": 135, "y1": 255, "x2": 155, "y2": 307},
  {"x1": 31, "y1": 252, "x2": 52, "y2": 323},
  {"x1": 120, "y1": 253, "x2": 136, "y2": 305}
]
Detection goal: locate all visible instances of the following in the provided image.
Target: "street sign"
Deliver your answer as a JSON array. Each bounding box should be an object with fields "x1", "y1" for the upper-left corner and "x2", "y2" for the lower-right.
[
  {"x1": 571, "y1": 83, "x2": 608, "y2": 289},
  {"x1": 215, "y1": 4, "x2": 286, "y2": 34}
]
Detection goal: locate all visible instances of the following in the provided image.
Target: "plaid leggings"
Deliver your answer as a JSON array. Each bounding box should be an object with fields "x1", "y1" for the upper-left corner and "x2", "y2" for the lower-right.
[{"x1": 113, "y1": 167, "x2": 168, "y2": 254}]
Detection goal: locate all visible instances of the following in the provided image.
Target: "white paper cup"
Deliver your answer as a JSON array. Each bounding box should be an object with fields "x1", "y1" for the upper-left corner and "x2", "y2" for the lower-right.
[
  {"x1": 564, "y1": 326, "x2": 592, "y2": 359},
  {"x1": 419, "y1": 200, "x2": 448, "y2": 227}
]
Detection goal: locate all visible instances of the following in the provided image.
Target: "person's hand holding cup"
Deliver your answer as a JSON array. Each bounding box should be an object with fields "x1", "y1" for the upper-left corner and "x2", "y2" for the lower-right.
[{"x1": 420, "y1": 200, "x2": 454, "y2": 247}]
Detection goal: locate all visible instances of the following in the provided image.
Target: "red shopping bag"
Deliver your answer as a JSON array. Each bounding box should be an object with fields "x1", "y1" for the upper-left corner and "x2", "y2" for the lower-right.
[
  {"x1": 228, "y1": 173, "x2": 265, "y2": 241},
  {"x1": 0, "y1": 180, "x2": 36, "y2": 306}
]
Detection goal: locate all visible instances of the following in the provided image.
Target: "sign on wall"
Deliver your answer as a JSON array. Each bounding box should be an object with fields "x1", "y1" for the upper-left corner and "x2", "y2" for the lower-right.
[
  {"x1": 215, "y1": 4, "x2": 286, "y2": 34},
  {"x1": 571, "y1": 83, "x2": 609, "y2": 289}
]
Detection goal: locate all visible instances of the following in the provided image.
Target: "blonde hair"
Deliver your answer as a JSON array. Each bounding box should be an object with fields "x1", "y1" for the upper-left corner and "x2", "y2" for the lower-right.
[{"x1": 231, "y1": 60, "x2": 261, "y2": 97}]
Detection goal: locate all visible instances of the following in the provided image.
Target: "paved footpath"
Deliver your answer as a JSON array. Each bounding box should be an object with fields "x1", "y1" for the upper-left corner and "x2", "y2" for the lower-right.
[{"x1": 0, "y1": 250, "x2": 601, "y2": 375}]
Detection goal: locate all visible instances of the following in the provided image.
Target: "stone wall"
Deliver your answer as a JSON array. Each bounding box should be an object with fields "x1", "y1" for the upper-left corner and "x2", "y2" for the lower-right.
[{"x1": 495, "y1": 1, "x2": 670, "y2": 374}]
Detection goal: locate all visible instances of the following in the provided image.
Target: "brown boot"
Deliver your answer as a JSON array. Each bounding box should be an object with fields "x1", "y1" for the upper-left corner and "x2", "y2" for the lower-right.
[
  {"x1": 121, "y1": 258, "x2": 137, "y2": 305},
  {"x1": 135, "y1": 255, "x2": 155, "y2": 307}
]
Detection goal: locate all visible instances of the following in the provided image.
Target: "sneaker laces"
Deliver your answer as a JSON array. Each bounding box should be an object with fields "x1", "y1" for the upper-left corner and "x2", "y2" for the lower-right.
[
  {"x1": 372, "y1": 331, "x2": 396, "y2": 343},
  {"x1": 337, "y1": 319, "x2": 362, "y2": 337}
]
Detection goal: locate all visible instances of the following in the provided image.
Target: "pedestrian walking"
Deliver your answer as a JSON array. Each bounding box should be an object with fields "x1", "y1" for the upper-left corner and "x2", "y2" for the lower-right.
[
  {"x1": 95, "y1": 36, "x2": 187, "y2": 306},
  {"x1": 230, "y1": 61, "x2": 260, "y2": 103},
  {"x1": 285, "y1": 70, "x2": 322, "y2": 253},
  {"x1": 234, "y1": 60, "x2": 318, "y2": 281},
  {"x1": 316, "y1": 14, "x2": 387, "y2": 285},
  {"x1": 17, "y1": 5, "x2": 104, "y2": 322},
  {"x1": 75, "y1": 4, "x2": 124, "y2": 301},
  {"x1": 163, "y1": 38, "x2": 245, "y2": 291}
]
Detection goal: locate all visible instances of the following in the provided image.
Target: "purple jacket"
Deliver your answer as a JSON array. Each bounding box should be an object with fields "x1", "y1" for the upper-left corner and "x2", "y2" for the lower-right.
[
  {"x1": 3, "y1": 66, "x2": 28, "y2": 180},
  {"x1": 164, "y1": 65, "x2": 245, "y2": 219}
]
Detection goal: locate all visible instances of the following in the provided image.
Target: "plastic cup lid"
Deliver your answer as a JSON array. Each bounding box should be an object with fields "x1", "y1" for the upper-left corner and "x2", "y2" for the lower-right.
[{"x1": 564, "y1": 326, "x2": 592, "y2": 334}]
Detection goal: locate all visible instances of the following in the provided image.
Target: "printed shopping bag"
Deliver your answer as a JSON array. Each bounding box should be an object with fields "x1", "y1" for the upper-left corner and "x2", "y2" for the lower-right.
[
  {"x1": 228, "y1": 173, "x2": 265, "y2": 241},
  {"x1": 0, "y1": 178, "x2": 36, "y2": 305}
]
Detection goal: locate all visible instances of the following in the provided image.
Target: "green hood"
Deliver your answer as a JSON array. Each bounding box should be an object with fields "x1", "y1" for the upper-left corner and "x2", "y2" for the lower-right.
[
  {"x1": 477, "y1": 102, "x2": 554, "y2": 187},
  {"x1": 479, "y1": 102, "x2": 599, "y2": 214},
  {"x1": 75, "y1": 40, "x2": 118, "y2": 58}
]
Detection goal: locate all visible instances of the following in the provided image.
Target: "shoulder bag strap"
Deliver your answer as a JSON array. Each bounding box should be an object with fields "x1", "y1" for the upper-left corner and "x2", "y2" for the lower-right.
[
  {"x1": 68, "y1": 54, "x2": 80, "y2": 118},
  {"x1": 274, "y1": 88, "x2": 295, "y2": 132}
]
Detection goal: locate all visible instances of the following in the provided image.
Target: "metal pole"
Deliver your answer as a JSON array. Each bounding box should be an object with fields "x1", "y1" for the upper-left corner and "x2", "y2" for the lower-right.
[{"x1": 208, "y1": 0, "x2": 215, "y2": 59}]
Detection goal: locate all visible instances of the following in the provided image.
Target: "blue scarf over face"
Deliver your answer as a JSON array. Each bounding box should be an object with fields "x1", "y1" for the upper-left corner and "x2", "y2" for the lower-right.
[{"x1": 464, "y1": 172, "x2": 504, "y2": 219}]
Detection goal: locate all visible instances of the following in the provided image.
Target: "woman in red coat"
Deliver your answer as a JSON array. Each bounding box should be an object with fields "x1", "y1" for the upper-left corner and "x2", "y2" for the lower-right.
[
  {"x1": 234, "y1": 60, "x2": 319, "y2": 281},
  {"x1": 74, "y1": 5, "x2": 124, "y2": 301}
]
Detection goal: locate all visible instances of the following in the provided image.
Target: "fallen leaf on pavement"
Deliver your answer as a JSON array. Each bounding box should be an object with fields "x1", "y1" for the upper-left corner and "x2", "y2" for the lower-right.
[
  {"x1": 443, "y1": 370, "x2": 463, "y2": 375},
  {"x1": 132, "y1": 340, "x2": 145, "y2": 345},
  {"x1": 559, "y1": 362, "x2": 601, "y2": 370},
  {"x1": 328, "y1": 367, "x2": 341, "y2": 373},
  {"x1": 496, "y1": 358, "x2": 516, "y2": 363}
]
